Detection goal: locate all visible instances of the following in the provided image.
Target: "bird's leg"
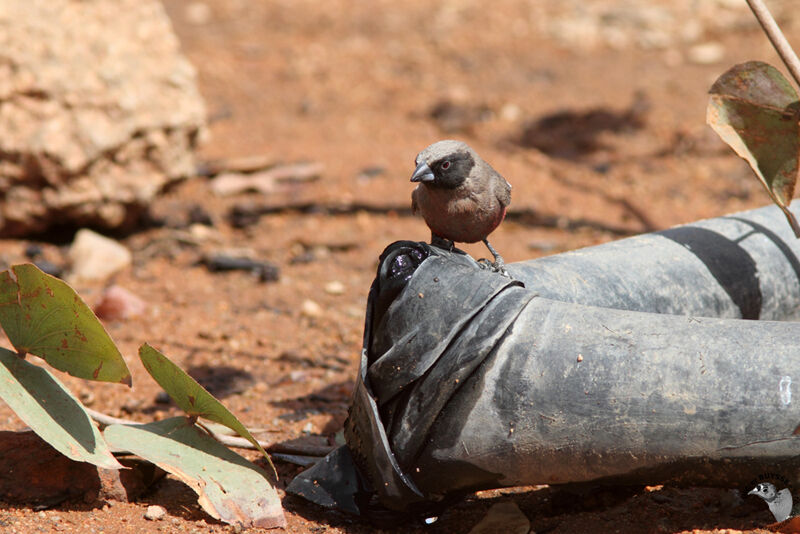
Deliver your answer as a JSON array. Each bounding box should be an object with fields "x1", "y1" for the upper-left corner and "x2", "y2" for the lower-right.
[
  {"x1": 482, "y1": 238, "x2": 510, "y2": 277},
  {"x1": 430, "y1": 233, "x2": 455, "y2": 251}
]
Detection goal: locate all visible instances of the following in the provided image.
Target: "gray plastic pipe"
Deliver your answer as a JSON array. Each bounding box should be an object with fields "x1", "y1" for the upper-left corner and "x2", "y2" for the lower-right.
[
  {"x1": 507, "y1": 204, "x2": 800, "y2": 320},
  {"x1": 287, "y1": 204, "x2": 800, "y2": 519}
]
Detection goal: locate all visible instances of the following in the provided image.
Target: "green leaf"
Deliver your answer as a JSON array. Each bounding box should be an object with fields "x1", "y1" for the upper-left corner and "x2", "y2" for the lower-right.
[
  {"x1": 104, "y1": 418, "x2": 285, "y2": 529},
  {"x1": 138, "y1": 343, "x2": 274, "y2": 473},
  {"x1": 0, "y1": 264, "x2": 132, "y2": 385},
  {"x1": 707, "y1": 60, "x2": 800, "y2": 237},
  {"x1": 0, "y1": 347, "x2": 122, "y2": 469}
]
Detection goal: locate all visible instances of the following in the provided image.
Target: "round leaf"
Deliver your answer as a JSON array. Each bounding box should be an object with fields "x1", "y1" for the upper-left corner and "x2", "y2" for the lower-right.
[{"x1": 707, "y1": 61, "x2": 800, "y2": 236}]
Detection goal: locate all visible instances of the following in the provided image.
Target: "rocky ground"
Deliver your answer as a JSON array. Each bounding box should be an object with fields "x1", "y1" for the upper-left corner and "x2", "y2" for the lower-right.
[{"x1": 1, "y1": 0, "x2": 799, "y2": 532}]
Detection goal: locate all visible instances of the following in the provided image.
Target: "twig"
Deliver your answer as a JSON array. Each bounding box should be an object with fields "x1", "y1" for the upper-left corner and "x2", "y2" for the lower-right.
[
  {"x1": 746, "y1": 0, "x2": 800, "y2": 88},
  {"x1": 86, "y1": 408, "x2": 334, "y2": 455}
]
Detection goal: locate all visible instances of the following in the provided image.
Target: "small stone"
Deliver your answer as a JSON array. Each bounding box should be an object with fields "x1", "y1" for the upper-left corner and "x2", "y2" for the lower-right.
[
  {"x1": 144, "y1": 505, "x2": 166, "y2": 521},
  {"x1": 184, "y1": 2, "x2": 211, "y2": 25},
  {"x1": 301, "y1": 299, "x2": 323, "y2": 319},
  {"x1": 68, "y1": 229, "x2": 132, "y2": 283},
  {"x1": 324, "y1": 281, "x2": 345, "y2": 295},
  {"x1": 155, "y1": 391, "x2": 171, "y2": 404},
  {"x1": 500, "y1": 103, "x2": 522, "y2": 122},
  {"x1": 94, "y1": 285, "x2": 146, "y2": 321},
  {"x1": 203, "y1": 253, "x2": 280, "y2": 282},
  {"x1": 528, "y1": 240, "x2": 558, "y2": 253},
  {"x1": 355, "y1": 166, "x2": 385, "y2": 181},
  {"x1": 188, "y1": 223, "x2": 218, "y2": 242},
  {"x1": 34, "y1": 260, "x2": 64, "y2": 278},
  {"x1": 24, "y1": 244, "x2": 43, "y2": 259},
  {"x1": 577, "y1": 354, "x2": 584, "y2": 362},
  {"x1": 688, "y1": 42, "x2": 725, "y2": 65}
]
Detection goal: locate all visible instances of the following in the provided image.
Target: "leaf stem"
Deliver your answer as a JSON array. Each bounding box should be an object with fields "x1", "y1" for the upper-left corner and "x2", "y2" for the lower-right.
[
  {"x1": 86, "y1": 408, "x2": 334, "y2": 456},
  {"x1": 746, "y1": 0, "x2": 800, "y2": 88}
]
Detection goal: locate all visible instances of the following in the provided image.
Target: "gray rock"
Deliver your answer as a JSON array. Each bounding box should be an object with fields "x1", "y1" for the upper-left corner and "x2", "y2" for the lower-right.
[{"x1": 0, "y1": 0, "x2": 206, "y2": 237}]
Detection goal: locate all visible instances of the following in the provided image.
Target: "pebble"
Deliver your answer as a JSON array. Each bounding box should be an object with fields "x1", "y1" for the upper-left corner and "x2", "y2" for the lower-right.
[
  {"x1": 688, "y1": 41, "x2": 725, "y2": 65},
  {"x1": 500, "y1": 103, "x2": 522, "y2": 122},
  {"x1": 34, "y1": 260, "x2": 64, "y2": 278},
  {"x1": 24, "y1": 243, "x2": 43, "y2": 259},
  {"x1": 93, "y1": 285, "x2": 146, "y2": 321},
  {"x1": 144, "y1": 505, "x2": 166, "y2": 521},
  {"x1": 184, "y1": 2, "x2": 211, "y2": 25},
  {"x1": 203, "y1": 253, "x2": 280, "y2": 282},
  {"x1": 68, "y1": 229, "x2": 132, "y2": 283},
  {"x1": 301, "y1": 299, "x2": 323, "y2": 318},
  {"x1": 528, "y1": 240, "x2": 558, "y2": 253},
  {"x1": 324, "y1": 280, "x2": 345, "y2": 295}
]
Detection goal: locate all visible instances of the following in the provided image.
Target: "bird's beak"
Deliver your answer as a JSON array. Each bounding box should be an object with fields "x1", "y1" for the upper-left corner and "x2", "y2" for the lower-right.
[
  {"x1": 747, "y1": 488, "x2": 757, "y2": 495},
  {"x1": 411, "y1": 161, "x2": 435, "y2": 183}
]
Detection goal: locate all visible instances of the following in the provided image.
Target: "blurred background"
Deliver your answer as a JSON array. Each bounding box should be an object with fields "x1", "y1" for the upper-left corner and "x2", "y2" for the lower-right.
[{"x1": 0, "y1": 0, "x2": 799, "y2": 532}]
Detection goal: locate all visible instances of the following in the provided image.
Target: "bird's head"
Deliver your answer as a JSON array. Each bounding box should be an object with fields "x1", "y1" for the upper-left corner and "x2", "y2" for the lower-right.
[
  {"x1": 411, "y1": 140, "x2": 476, "y2": 189},
  {"x1": 749, "y1": 482, "x2": 779, "y2": 502}
]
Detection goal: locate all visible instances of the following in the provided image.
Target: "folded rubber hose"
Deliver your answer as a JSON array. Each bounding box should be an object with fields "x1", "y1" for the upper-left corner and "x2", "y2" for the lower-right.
[{"x1": 287, "y1": 205, "x2": 800, "y2": 519}]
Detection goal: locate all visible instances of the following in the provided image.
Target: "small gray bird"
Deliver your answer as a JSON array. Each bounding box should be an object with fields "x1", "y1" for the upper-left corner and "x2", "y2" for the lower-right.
[
  {"x1": 749, "y1": 482, "x2": 793, "y2": 522},
  {"x1": 410, "y1": 140, "x2": 512, "y2": 273}
]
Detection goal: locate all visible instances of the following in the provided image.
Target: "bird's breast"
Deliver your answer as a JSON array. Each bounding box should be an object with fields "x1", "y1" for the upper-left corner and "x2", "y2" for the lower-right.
[{"x1": 414, "y1": 184, "x2": 505, "y2": 243}]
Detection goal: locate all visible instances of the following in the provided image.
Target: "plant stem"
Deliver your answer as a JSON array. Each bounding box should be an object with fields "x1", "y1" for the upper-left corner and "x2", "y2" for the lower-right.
[
  {"x1": 746, "y1": 0, "x2": 800, "y2": 88},
  {"x1": 86, "y1": 407, "x2": 333, "y2": 455}
]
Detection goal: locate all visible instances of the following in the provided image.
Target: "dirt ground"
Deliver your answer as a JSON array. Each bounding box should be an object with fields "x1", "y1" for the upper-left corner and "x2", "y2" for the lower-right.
[{"x1": 2, "y1": 0, "x2": 800, "y2": 532}]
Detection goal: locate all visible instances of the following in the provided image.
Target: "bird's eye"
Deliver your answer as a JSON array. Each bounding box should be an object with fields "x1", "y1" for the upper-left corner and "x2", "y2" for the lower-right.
[{"x1": 441, "y1": 161, "x2": 451, "y2": 170}]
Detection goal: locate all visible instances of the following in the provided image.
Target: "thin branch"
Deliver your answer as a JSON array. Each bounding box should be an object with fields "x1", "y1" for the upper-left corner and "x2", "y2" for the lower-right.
[
  {"x1": 746, "y1": 0, "x2": 800, "y2": 88},
  {"x1": 86, "y1": 408, "x2": 334, "y2": 456},
  {"x1": 86, "y1": 408, "x2": 138, "y2": 427}
]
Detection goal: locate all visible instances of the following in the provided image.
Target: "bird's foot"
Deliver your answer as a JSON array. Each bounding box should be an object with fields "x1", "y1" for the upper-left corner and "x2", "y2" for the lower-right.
[
  {"x1": 477, "y1": 258, "x2": 510, "y2": 277},
  {"x1": 481, "y1": 238, "x2": 511, "y2": 278}
]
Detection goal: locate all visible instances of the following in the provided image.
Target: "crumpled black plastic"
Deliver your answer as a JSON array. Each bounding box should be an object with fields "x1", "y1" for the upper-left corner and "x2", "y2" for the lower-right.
[{"x1": 287, "y1": 240, "x2": 532, "y2": 519}]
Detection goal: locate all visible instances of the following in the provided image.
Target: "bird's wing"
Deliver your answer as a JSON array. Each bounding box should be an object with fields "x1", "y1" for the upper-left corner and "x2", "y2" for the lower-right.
[
  {"x1": 495, "y1": 173, "x2": 512, "y2": 208},
  {"x1": 772, "y1": 489, "x2": 794, "y2": 521}
]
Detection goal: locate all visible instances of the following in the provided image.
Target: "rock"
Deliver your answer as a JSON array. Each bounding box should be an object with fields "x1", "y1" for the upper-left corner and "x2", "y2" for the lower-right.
[
  {"x1": 144, "y1": 505, "x2": 167, "y2": 521},
  {"x1": 209, "y1": 162, "x2": 322, "y2": 197},
  {"x1": 203, "y1": 253, "x2": 280, "y2": 282},
  {"x1": 34, "y1": 260, "x2": 64, "y2": 278},
  {"x1": 0, "y1": 430, "x2": 164, "y2": 505},
  {"x1": 688, "y1": 41, "x2": 725, "y2": 65},
  {"x1": 184, "y1": 2, "x2": 212, "y2": 25},
  {"x1": 324, "y1": 280, "x2": 345, "y2": 295},
  {"x1": 301, "y1": 299, "x2": 323, "y2": 319},
  {"x1": 68, "y1": 229, "x2": 132, "y2": 283},
  {"x1": 468, "y1": 502, "x2": 530, "y2": 534},
  {"x1": 0, "y1": 0, "x2": 206, "y2": 237},
  {"x1": 94, "y1": 285, "x2": 147, "y2": 321}
]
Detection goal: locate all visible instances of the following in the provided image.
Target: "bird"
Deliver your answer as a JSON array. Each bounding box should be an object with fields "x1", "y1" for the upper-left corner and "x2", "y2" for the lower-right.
[
  {"x1": 749, "y1": 482, "x2": 793, "y2": 522},
  {"x1": 410, "y1": 140, "x2": 511, "y2": 274}
]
